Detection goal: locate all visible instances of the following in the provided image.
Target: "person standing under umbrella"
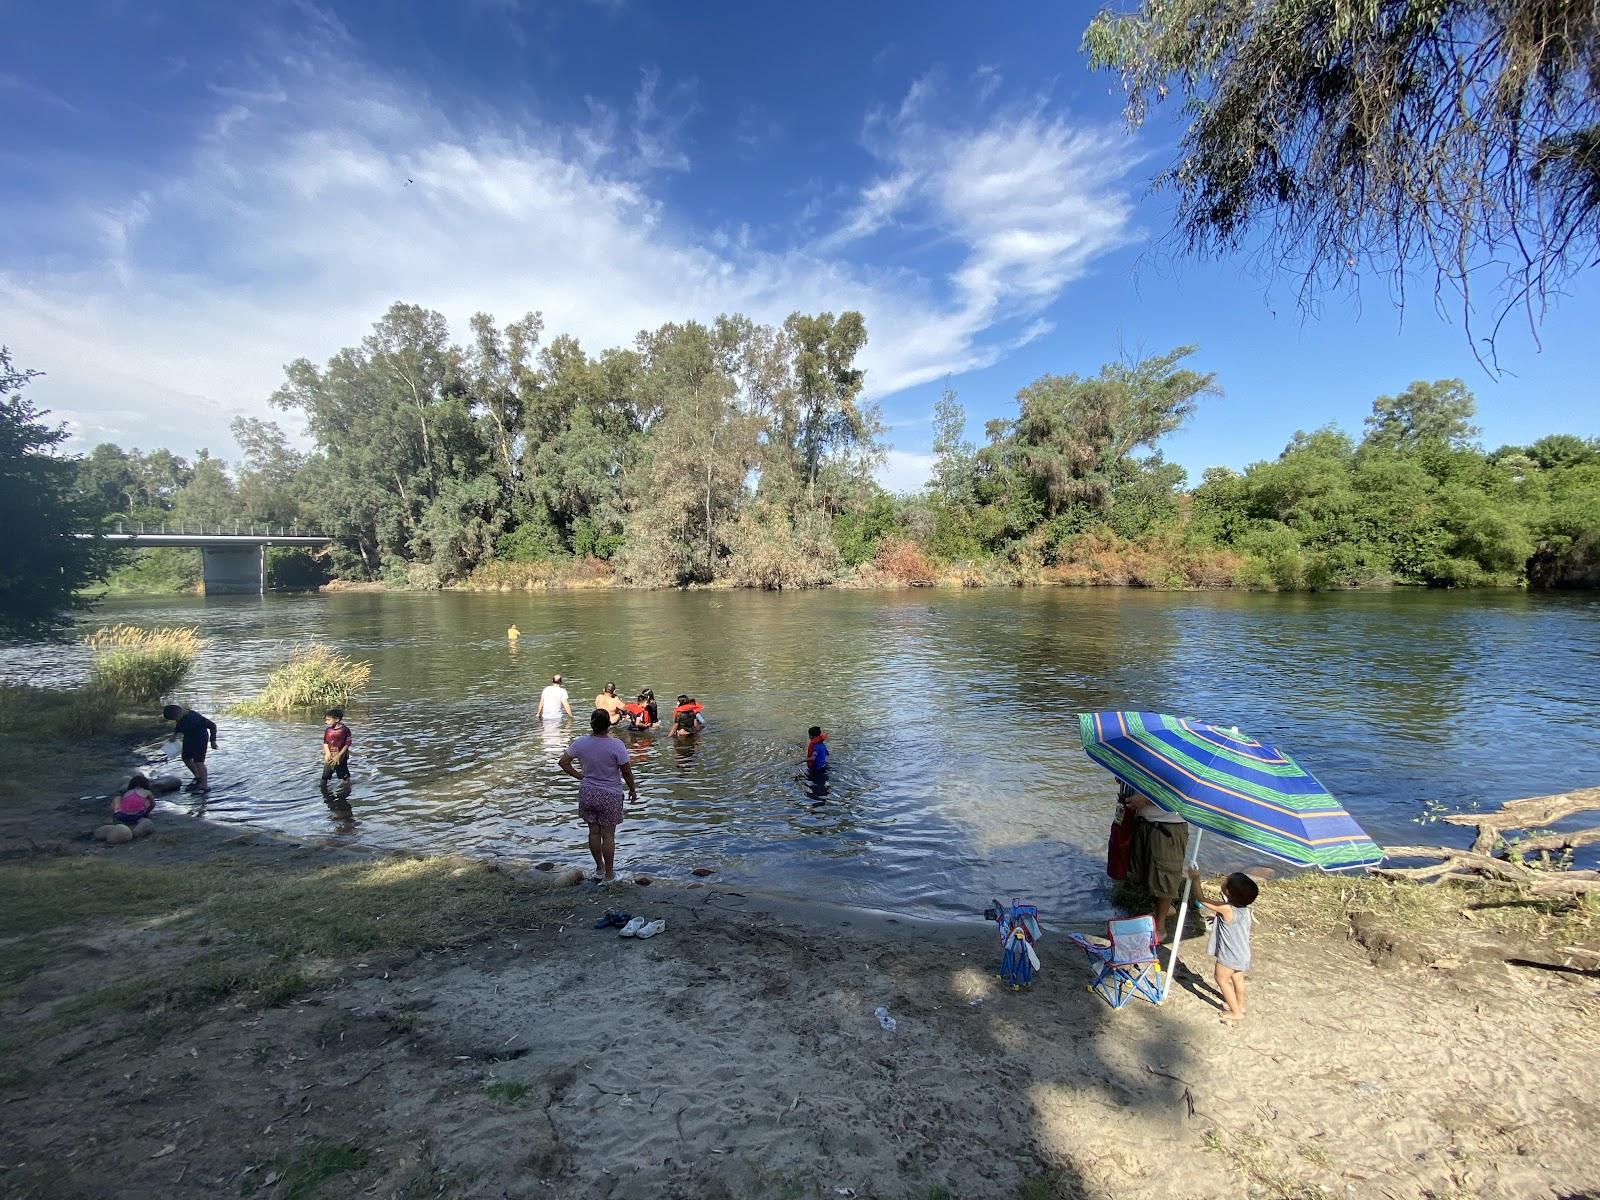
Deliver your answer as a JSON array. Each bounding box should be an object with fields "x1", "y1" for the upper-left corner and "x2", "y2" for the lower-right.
[{"x1": 1121, "y1": 782, "x2": 1189, "y2": 942}]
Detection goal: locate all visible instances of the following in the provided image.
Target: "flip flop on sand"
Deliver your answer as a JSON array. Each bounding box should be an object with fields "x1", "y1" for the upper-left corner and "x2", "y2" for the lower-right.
[
  {"x1": 635, "y1": 919, "x2": 666, "y2": 939},
  {"x1": 618, "y1": 917, "x2": 647, "y2": 938}
]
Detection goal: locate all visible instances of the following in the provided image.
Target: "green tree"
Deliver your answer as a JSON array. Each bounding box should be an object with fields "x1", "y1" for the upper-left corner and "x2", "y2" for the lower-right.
[
  {"x1": 272, "y1": 302, "x2": 473, "y2": 574},
  {"x1": 622, "y1": 375, "x2": 758, "y2": 585},
  {"x1": 1362, "y1": 380, "x2": 1480, "y2": 454},
  {"x1": 762, "y1": 311, "x2": 882, "y2": 508},
  {"x1": 232, "y1": 417, "x2": 306, "y2": 526},
  {"x1": 996, "y1": 345, "x2": 1214, "y2": 518},
  {"x1": 1083, "y1": 0, "x2": 1600, "y2": 357},
  {"x1": 0, "y1": 348, "x2": 115, "y2": 637},
  {"x1": 171, "y1": 450, "x2": 237, "y2": 528},
  {"x1": 928, "y1": 385, "x2": 976, "y2": 506}
]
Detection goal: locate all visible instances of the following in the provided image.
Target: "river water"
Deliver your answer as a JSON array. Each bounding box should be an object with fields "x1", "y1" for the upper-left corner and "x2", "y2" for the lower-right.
[{"x1": 6, "y1": 589, "x2": 1597, "y2": 920}]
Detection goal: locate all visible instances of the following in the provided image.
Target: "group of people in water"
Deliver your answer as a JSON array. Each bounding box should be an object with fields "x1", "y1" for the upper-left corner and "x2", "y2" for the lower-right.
[
  {"x1": 533, "y1": 674, "x2": 706, "y2": 738},
  {"x1": 139, "y1": 671, "x2": 828, "y2": 886}
]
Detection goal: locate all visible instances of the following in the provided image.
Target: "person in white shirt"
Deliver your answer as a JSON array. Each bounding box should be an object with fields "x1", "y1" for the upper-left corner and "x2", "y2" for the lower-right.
[{"x1": 535, "y1": 673, "x2": 573, "y2": 722}]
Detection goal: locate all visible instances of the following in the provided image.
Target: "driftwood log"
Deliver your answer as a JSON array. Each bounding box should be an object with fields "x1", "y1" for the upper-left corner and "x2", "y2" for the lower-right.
[{"x1": 1373, "y1": 787, "x2": 1600, "y2": 897}]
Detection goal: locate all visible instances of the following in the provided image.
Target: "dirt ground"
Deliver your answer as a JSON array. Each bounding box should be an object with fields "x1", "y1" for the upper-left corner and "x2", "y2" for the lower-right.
[{"x1": 2, "y1": 756, "x2": 1598, "y2": 1200}]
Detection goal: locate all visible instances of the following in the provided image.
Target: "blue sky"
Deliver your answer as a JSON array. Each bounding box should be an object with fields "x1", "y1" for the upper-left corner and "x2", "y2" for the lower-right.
[{"x1": 3, "y1": 0, "x2": 1596, "y2": 492}]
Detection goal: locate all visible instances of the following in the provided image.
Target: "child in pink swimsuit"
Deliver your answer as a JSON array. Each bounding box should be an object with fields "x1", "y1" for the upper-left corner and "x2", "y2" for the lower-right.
[{"x1": 113, "y1": 774, "x2": 156, "y2": 828}]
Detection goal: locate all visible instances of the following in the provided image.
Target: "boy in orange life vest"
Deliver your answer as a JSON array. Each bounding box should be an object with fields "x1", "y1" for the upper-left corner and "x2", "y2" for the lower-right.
[
  {"x1": 321, "y1": 708, "x2": 353, "y2": 786},
  {"x1": 804, "y1": 726, "x2": 829, "y2": 770}
]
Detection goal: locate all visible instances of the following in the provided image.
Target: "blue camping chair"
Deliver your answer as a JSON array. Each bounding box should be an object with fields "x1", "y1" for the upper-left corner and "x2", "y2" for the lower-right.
[{"x1": 1067, "y1": 915, "x2": 1164, "y2": 1008}]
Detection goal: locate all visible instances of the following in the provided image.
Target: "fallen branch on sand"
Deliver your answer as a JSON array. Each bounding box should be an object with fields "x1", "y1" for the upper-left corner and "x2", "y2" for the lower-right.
[{"x1": 1373, "y1": 787, "x2": 1600, "y2": 897}]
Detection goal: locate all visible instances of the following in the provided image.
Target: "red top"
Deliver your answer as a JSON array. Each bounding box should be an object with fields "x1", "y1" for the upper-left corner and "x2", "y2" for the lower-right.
[{"x1": 323, "y1": 723, "x2": 352, "y2": 751}]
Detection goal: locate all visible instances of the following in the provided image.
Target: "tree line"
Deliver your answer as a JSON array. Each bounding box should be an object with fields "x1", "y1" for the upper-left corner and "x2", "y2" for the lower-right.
[{"x1": 3, "y1": 303, "x2": 1597, "y2": 635}]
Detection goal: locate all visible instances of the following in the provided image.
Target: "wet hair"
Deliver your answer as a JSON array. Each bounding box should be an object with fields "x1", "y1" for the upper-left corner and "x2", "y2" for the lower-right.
[
  {"x1": 589, "y1": 708, "x2": 611, "y2": 735},
  {"x1": 161, "y1": 704, "x2": 182, "y2": 720},
  {"x1": 127, "y1": 773, "x2": 151, "y2": 791},
  {"x1": 808, "y1": 726, "x2": 822, "y2": 738},
  {"x1": 1223, "y1": 873, "x2": 1260, "y2": 907},
  {"x1": 325, "y1": 707, "x2": 344, "y2": 719}
]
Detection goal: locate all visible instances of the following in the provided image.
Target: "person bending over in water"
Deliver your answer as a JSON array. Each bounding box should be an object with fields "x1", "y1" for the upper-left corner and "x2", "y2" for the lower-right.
[
  {"x1": 595, "y1": 682, "x2": 627, "y2": 727},
  {"x1": 623, "y1": 689, "x2": 658, "y2": 730},
  {"x1": 162, "y1": 703, "x2": 218, "y2": 792},
  {"x1": 670, "y1": 695, "x2": 704, "y2": 738},
  {"x1": 559, "y1": 708, "x2": 638, "y2": 882}
]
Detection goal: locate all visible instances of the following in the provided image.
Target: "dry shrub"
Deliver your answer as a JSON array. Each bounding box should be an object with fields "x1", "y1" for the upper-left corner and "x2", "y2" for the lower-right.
[
  {"x1": 462, "y1": 558, "x2": 617, "y2": 591},
  {"x1": 232, "y1": 644, "x2": 372, "y2": 716},
  {"x1": 84, "y1": 625, "x2": 202, "y2": 700},
  {"x1": 725, "y1": 508, "x2": 839, "y2": 590},
  {"x1": 1048, "y1": 530, "x2": 1242, "y2": 589},
  {"x1": 872, "y1": 537, "x2": 936, "y2": 585}
]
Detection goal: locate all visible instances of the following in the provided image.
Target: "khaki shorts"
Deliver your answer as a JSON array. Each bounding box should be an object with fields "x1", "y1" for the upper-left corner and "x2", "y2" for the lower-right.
[{"x1": 1132, "y1": 818, "x2": 1189, "y2": 898}]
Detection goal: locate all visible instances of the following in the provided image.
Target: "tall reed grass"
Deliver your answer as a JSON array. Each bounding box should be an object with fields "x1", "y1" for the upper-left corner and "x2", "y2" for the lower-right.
[
  {"x1": 232, "y1": 644, "x2": 372, "y2": 716},
  {"x1": 84, "y1": 625, "x2": 202, "y2": 701}
]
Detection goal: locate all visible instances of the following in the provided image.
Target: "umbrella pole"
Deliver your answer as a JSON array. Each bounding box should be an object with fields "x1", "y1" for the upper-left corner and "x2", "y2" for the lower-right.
[{"x1": 1160, "y1": 826, "x2": 1202, "y2": 1003}]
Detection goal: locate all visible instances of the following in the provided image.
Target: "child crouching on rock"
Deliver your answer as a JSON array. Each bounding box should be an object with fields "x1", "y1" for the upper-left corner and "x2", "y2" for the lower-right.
[
  {"x1": 96, "y1": 774, "x2": 157, "y2": 843},
  {"x1": 1186, "y1": 865, "x2": 1258, "y2": 1024}
]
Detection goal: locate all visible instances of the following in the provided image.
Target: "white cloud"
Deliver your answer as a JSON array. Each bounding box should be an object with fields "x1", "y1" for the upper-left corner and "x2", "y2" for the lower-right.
[
  {"x1": 876, "y1": 449, "x2": 935, "y2": 494},
  {"x1": 0, "y1": 33, "x2": 1138, "y2": 464},
  {"x1": 814, "y1": 82, "x2": 1139, "y2": 395}
]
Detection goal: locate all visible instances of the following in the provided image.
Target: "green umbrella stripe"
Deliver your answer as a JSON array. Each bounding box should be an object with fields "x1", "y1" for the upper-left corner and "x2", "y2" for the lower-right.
[
  {"x1": 1086, "y1": 745, "x2": 1355, "y2": 838},
  {"x1": 1114, "y1": 728, "x2": 1336, "y2": 810},
  {"x1": 1129, "y1": 712, "x2": 1313, "y2": 779}
]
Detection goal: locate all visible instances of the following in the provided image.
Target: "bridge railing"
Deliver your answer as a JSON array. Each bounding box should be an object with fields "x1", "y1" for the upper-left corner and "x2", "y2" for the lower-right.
[{"x1": 109, "y1": 520, "x2": 331, "y2": 538}]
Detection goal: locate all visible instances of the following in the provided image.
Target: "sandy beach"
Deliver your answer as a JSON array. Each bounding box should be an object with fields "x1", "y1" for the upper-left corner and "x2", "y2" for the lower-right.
[{"x1": 3, "y1": 748, "x2": 1598, "y2": 1200}]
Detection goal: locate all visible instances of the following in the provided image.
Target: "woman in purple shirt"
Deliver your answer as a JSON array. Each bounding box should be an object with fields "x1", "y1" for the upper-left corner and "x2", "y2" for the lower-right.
[{"x1": 559, "y1": 708, "x2": 639, "y2": 881}]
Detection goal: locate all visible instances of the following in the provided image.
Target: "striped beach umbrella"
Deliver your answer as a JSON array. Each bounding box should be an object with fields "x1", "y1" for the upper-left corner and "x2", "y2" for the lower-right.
[{"x1": 1078, "y1": 710, "x2": 1382, "y2": 871}]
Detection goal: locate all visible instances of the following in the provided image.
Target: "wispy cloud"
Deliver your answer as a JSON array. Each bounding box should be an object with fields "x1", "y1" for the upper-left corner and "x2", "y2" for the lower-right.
[
  {"x1": 0, "y1": 29, "x2": 1137, "y2": 460},
  {"x1": 0, "y1": 70, "x2": 79, "y2": 113},
  {"x1": 631, "y1": 66, "x2": 697, "y2": 172},
  {"x1": 811, "y1": 76, "x2": 1138, "y2": 391}
]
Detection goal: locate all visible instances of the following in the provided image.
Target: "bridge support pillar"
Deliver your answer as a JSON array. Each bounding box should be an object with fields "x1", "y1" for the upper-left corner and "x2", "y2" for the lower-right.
[{"x1": 201, "y1": 546, "x2": 264, "y2": 595}]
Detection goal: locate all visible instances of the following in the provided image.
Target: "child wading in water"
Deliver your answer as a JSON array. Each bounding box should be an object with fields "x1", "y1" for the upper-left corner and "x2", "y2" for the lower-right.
[
  {"x1": 804, "y1": 726, "x2": 829, "y2": 770},
  {"x1": 321, "y1": 708, "x2": 352, "y2": 788},
  {"x1": 1186, "y1": 866, "x2": 1258, "y2": 1024}
]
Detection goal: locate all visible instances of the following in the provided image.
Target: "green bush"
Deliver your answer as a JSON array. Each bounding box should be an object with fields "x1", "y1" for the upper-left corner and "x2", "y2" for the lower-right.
[
  {"x1": 265, "y1": 548, "x2": 329, "y2": 591},
  {"x1": 232, "y1": 644, "x2": 372, "y2": 716},
  {"x1": 84, "y1": 625, "x2": 202, "y2": 701},
  {"x1": 0, "y1": 683, "x2": 120, "y2": 742},
  {"x1": 99, "y1": 548, "x2": 202, "y2": 595},
  {"x1": 495, "y1": 517, "x2": 563, "y2": 563}
]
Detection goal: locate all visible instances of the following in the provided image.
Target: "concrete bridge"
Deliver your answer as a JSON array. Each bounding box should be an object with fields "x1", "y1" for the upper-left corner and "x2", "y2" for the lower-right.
[{"x1": 84, "y1": 523, "x2": 333, "y2": 595}]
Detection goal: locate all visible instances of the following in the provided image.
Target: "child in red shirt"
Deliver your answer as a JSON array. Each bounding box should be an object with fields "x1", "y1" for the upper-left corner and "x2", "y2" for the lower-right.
[{"x1": 321, "y1": 708, "x2": 353, "y2": 785}]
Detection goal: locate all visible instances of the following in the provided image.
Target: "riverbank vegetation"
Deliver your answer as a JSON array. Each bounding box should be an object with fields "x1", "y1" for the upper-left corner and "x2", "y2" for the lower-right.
[
  {"x1": 231, "y1": 643, "x2": 372, "y2": 716},
  {"x1": 84, "y1": 624, "x2": 201, "y2": 701},
  {"x1": 9, "y1": 307, "x2": 1598, "y2": 613}
]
